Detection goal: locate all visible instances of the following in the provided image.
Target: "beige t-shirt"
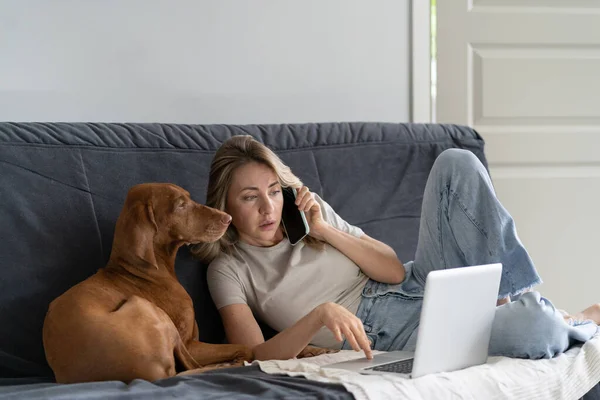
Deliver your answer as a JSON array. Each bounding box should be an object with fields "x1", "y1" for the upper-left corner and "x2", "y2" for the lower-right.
[{"x1": 207, "y1": 194, "x2": 369, "y2": 349}]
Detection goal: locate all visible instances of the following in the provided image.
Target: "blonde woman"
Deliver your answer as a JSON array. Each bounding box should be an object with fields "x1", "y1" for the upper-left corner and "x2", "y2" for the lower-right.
[{"x1": 192, "y1": 135, "x2": 599, "y2": 362}]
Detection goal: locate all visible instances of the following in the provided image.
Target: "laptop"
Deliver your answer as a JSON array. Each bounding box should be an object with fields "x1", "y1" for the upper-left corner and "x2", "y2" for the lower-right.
[{"x1": 322, "y1": 263, "x2": 502, "y2": 378}]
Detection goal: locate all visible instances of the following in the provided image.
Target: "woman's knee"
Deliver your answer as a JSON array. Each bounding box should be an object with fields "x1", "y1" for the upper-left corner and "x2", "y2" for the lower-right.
[
  {"x1": 488, "y1": 292, "x2": 571, "y2": 359},
  {"x1": 433, "y1": 149, "x2": 481, "y2": 172},
  {"x1": 430, "y1": 149, "x2": 486, "y2": 186}
]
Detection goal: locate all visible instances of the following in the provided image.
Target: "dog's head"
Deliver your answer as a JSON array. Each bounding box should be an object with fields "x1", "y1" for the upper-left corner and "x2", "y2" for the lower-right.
[
  {"x1": 130, "y1": 183, "x2": 231, "y2": 245},
  {"x1": 116, "y1": 184, "x2": 231, "y2": 266}
]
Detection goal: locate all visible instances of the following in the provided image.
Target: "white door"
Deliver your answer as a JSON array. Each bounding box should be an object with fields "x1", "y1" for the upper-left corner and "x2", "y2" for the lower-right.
[{"x1": 436, "y1": 1, "x2": 600, "y2": 314}]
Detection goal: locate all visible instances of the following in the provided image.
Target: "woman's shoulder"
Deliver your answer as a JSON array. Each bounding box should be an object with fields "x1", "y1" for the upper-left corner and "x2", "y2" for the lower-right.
[
  {"x1": 207, "y1": 250, "x2": 244, "y2": 287},
  {"x1": 208, "y1": 246, "x2": 246, "y2": 272},
  {"x1": 313, "y1": 193, "x2": 339, "y2": 217},
  {"x1": 313, "y1": 192, "x2": 364, "y2": 237},
  {"x1": 313, "y1": 193, "x2": 333, "y2": 218}
]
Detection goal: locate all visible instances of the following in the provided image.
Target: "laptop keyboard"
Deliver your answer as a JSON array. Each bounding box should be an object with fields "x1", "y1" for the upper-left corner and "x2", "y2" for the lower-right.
[{"x1": 365, "y1": 358, "x2": 414, "y2": 374}]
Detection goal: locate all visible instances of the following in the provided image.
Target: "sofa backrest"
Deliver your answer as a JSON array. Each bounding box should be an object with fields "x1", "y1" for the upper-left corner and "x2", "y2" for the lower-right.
[{"x1": 0, "y1": 122, "x2": 486, "y2": 378}]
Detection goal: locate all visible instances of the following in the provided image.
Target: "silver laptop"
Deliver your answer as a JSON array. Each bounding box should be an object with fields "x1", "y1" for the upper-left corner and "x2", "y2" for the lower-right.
[{"x1": 323, "y1": 263, "x2": 502, "y2": 378}]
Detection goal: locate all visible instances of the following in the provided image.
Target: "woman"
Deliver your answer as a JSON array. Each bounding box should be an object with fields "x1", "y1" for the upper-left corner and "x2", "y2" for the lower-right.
[{"x1": 192, "y1": 135, "x2": 599, "y2": 361}]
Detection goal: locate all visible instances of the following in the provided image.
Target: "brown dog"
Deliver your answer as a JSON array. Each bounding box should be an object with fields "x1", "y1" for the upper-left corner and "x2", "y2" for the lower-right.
[{"x1": 42, "y1": 183, "x2": 253, "y2": 384}]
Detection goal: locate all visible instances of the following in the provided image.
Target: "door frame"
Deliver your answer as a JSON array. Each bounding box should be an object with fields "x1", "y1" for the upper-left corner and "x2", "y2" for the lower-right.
[{"x1": 411, "y1": 0, "x2": 432, "y2": 123}]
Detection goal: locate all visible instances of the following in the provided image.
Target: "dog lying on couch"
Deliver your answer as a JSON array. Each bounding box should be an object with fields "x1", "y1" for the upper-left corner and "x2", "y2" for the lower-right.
[{"x1": 42, "y1": 183, "x2": 254, "y2": 383}]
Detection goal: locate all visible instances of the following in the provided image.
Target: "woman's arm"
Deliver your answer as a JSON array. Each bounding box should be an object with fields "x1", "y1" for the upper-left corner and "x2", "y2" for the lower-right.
[
  {"x1": 295, "y1": 186, "x2": 405, "y2": 284},
  {"x1": 324, "y1": 230, "x2": 405, "y2": 284},
  {"x1": 219, "y1": 302, "x2": 373, "y2": 361}
]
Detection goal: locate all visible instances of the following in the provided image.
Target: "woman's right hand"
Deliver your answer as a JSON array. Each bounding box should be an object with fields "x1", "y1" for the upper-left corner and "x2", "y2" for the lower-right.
[{"x1": 316, "y1": 302, "x2": 373, "y2": 359}]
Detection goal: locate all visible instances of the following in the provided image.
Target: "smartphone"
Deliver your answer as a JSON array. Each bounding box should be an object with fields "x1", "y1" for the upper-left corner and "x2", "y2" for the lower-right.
[{"x1": 281, "y1": 187, "x2": 310, "y2": 246}]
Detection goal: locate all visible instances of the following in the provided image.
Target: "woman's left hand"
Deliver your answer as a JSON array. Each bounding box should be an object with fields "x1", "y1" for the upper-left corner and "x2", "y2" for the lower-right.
[{"x1": 295, "y1": 186, "x2": 329, "y2": 241}]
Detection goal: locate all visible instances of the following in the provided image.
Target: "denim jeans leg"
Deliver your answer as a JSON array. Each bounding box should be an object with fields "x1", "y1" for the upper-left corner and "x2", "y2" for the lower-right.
[
  {"x1": 410, "y1": 149, "x2": 541, "y2": 299},
  {"x1": 343, "y1": 279, "x2": 424, "y2": 352},
  {"x1": 489, "y1": 291, "x2": 598, "y2": 358},
  {"x1": 346, "y1": 149, "x2": 557, "y2": 357}
]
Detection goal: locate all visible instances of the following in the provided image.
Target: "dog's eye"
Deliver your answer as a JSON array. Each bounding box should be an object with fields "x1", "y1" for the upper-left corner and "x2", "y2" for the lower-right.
[{"x1": 175, "y1": 200, "x2": 187, "y2": 210}]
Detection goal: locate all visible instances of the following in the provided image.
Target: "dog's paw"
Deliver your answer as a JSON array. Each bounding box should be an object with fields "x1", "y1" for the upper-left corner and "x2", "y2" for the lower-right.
[
  {"x1": 297, "y1": 345, "x2": 340, "y2": 359},
  {"x1": 178, "y1": 361, "x2": 245, "y2": 376},
  {"x1": 233, "y1": 345, "x2": 254, "y2": 363}
]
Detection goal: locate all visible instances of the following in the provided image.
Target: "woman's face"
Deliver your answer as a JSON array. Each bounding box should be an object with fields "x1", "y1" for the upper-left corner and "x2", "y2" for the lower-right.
[{"x1": 226, "y1": 162, "x2": 284, "y2": 247}]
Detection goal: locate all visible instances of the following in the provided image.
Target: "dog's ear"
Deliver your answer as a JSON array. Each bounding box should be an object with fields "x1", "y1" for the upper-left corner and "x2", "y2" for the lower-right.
[
  {"x1": 146, "y1": 200, "x2": 158, "y2": 232},
  {"x1": 120, "y1": 200, "x2": 158, "y2": 268}
]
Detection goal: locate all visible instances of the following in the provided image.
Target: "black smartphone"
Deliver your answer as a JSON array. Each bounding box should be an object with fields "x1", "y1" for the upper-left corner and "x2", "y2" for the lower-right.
[{"x1": 281, "y1": 187, "x2": 310, "y2": 246}]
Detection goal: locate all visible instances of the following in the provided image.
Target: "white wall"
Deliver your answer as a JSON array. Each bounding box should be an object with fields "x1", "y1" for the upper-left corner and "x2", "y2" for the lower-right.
[{"x1": 0, "y1": 0, "x2": 410, "y2": 124}]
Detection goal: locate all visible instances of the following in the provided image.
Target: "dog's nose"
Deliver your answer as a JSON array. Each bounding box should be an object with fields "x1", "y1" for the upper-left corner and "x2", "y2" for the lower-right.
[{"x1": 221, "y1": 215, "x2": 232, "y2": 225}]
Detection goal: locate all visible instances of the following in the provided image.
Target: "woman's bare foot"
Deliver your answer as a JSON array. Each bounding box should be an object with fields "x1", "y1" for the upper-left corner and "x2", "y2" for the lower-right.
[
  {"x1": 497, "y1": 296, "x2": 511, "y2": 306},
  {"x1": 497, "y1": 288, "x2": 535, "y2": 306},
  {"x1": 573, "y1": 303, "x2": 600, "y2": 325}
]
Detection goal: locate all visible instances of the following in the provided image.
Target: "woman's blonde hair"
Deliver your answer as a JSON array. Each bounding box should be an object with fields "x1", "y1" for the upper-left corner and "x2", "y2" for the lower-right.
[{"x1": 191, "y1": 135, "x2": 323, "y2": 263}]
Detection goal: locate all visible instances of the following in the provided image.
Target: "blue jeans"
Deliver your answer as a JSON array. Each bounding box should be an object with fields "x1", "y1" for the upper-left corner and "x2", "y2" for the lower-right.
[{"x1": 343, "y1": 149, "x2": 597, "y2": 359}]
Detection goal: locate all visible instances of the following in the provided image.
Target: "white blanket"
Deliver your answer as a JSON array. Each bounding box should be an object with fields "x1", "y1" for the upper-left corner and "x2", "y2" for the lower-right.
[{"x1": 252, "y1": 334, "x2": 600, "y2": 400}]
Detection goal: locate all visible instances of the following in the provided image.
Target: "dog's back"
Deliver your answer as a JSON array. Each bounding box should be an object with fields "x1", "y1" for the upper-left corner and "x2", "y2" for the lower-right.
[{"x1": 42, "y1": 271, "x2": 195, "y2": 383}]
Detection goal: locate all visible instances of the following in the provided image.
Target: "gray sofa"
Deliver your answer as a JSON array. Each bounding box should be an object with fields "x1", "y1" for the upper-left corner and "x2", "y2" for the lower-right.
[{"x1": 0, "y1": 122, "x2": 594, "y2": 399}]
